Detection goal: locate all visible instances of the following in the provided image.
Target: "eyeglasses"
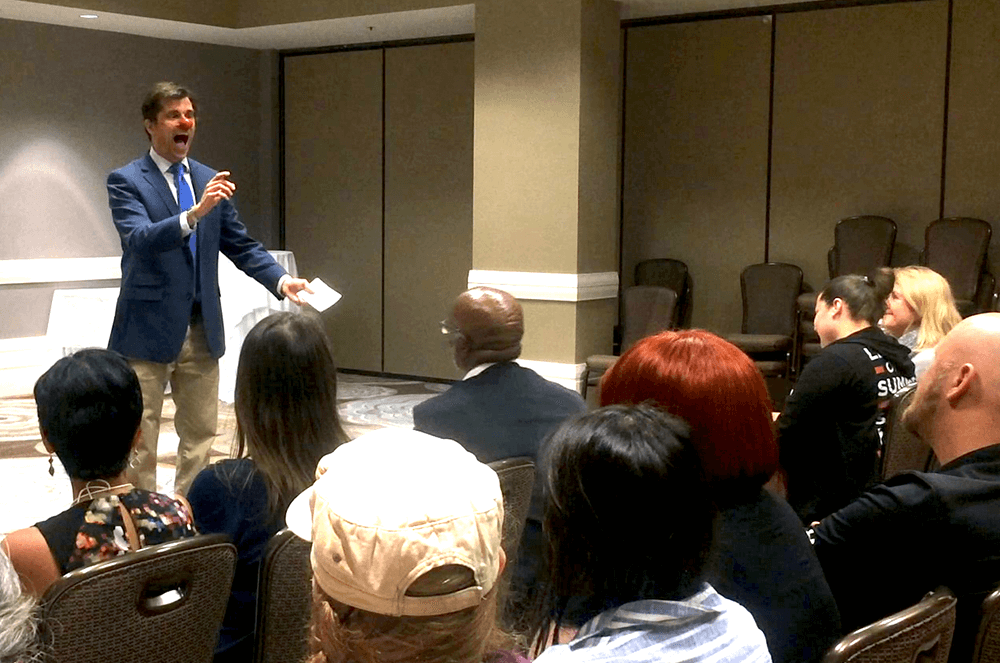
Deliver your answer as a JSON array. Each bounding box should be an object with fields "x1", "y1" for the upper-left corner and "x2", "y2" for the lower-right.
[{"x1": 440, "y1": 320, "x2": 461, "y2": 338}]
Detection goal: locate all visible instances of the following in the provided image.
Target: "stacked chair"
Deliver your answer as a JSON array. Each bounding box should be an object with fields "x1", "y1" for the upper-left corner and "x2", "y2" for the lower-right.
[
  {"x1": 921, "y1": 217, "x2": 994, "y2": 316},
  {"x1": 583, "y1": 259, "x2": 690, "y2": 399},
  {"x1": 796, "y1": 216, "x2": 897, "y2": 375},
  {"x1": 726, "y1": 262, "x2": 803, "y2": 379}
]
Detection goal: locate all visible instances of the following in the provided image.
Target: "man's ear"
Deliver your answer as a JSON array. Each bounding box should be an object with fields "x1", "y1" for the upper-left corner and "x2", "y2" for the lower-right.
[
  {"x1": 143, "y1": 118, "x2": 154, "y2": 138},
  {"x1": 131, "y1": 427, "x2": 142, "y2": 451},
  {"x1": 945, "y1": 363, "x2": 976, "y2": 405},
  {"x1": 829, "y1": 298, "x2": 846, "y2": 318}
]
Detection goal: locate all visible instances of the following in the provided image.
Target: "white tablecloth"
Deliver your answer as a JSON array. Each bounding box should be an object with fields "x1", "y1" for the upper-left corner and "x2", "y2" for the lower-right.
[{"x1": 47, "y1": 250, "x2": 298, "y2": 403}]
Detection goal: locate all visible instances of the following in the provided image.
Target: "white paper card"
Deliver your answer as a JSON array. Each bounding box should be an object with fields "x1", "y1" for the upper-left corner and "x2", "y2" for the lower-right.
[{"x1": 300, "y1": 277, "x2": 342, "y2": 312}]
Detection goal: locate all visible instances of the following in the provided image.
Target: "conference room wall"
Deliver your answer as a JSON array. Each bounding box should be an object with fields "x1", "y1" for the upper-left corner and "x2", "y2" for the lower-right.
[
  {"x1": 622, "y1": 16, "x2": 772, "y2": 335},
  {"x1": 944, "y1": 0, "x2": 1000, "y2": 280},
  {"x1": 0, "y1": 18, "x2": 278, "y2": 340},
  {"x1": 384, "y1": 43, "x2": 474, "y2": 380},
  {"x1": 769, "y1": 0, "x2": 947, "y2": 293},
  {"x1": 283, "y1": 49, "x2": 384, "y2": 373}
]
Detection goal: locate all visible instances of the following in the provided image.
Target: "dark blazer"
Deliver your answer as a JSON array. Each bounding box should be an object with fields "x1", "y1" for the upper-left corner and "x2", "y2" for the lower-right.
[
  {"x1": 412, "y1": 361, "x2": 586, "y2": 522},
  {"x1": 107, "y1": 153, "x2": 286, "y2": 363}
]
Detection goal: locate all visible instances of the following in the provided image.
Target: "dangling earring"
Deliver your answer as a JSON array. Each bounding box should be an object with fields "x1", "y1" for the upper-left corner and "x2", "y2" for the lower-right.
[
  {"x1": 48, "y1": 455, "x2": 55, "y2": 477},
  {"x1": 128, "y1": 450, "x2": 139, "y2": 469}
]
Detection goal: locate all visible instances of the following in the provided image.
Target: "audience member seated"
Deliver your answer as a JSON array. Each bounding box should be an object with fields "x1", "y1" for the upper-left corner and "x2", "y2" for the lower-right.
[
  {"x1": 527, "y1": 405, "x2": 771, "y2": 663},
  {"x1": 879, "y1": 266, "x2": 962, "y2": 380},
  {"x1": 600, "y1": 330, "x2": 840, "y2": 663},
  {"x1": 413, "y1": 287, "x2": 586, "y2": 625},
  {"x1": 778, "y1": 275, "x2": 915, "y2": 523},
  {"x1": 0, "y1": 549, "x2": 39, "y2": 663},
  {"x1": 813, "y1": 313, "x2": 1000, "y2": 661},
  {"x1": 286, "y1": 427, "x2": 527, "y2": 663},
  {"x1": 187, "y1": 312, "x2": 349, "y2": 662},
  {"x1": 2, "y1": 349, "x2": 197, "y2": 597}
]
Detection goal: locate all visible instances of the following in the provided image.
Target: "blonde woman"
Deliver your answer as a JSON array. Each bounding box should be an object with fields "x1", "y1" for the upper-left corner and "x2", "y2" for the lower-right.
[{"x1": 881, "y1": 266, "x2": 962, "y2": 379}]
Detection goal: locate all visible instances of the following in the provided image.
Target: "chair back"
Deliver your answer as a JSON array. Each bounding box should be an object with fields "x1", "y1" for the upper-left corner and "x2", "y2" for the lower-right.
[
  {"x1": 635, "y1": 258, "x2": 692, "y2": 327},
  {"x1": 972, "y1": 585, "x2": 1000, "y2": 663},
  {"x1": 621, "y1": 286, "x2": 678, "y2": 351},
  {"x1": 488, "y1": 456, "x2": 536, "y2": 564},
  {"x1": 881, "y1": 384, "x2": 936, "y2": 480},
  {"x1": 41, "y1": 534, "x2": 237, "y2": 663},
  {"x1": 741, "y1": 263, "x2": 803, "y2": 336},
  {"x1": 830, "y1": 216, "x2": 897, "y2": 278},
  {"x1": 254, "y1": 529, "x2": 313, "y2": 663},
  {"x1": 923, "y1": 217, "x2": 992, "y2": 304},
  {"x1": 822, "y1": 587, "x2": 957, "y2": 663}
]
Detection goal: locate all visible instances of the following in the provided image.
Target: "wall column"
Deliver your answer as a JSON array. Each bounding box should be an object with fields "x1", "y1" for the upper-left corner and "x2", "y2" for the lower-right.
[{"x1": 473, "y1": 0, "x2": 621, "y2": 392}]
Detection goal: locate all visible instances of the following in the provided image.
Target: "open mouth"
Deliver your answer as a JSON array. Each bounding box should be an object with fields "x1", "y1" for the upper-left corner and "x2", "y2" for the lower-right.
[{"x1": 174, "y1": 135, "x2": 189, "y2": 145}]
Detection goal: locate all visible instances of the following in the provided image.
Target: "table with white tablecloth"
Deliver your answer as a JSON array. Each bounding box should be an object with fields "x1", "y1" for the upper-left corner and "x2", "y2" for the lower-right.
[{"x1": 46, "y1": 250, "x2": 299, "y2": 403}]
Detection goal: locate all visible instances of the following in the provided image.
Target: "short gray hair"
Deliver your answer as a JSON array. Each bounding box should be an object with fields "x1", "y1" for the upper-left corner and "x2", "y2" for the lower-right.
[{"x1": 0, "y1": 549, "x2": 39, "y2": 663}]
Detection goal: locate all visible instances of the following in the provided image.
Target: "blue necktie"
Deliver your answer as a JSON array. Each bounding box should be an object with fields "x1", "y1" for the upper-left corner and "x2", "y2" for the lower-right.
[{"x1": 170, "y1": 162, "x2": 197, "y2": 261}]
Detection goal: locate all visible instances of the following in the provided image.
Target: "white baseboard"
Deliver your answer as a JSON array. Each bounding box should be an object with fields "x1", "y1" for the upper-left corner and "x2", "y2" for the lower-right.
[
  {"x1": 516, "y1": 358, "x2": 587, "y2": 394},
  {"x1": 468, "y1": 270, "x2": 618, "y2": 302},
  {"x1": 0, "y1": 337, "x2": 60, "y2": 398}
]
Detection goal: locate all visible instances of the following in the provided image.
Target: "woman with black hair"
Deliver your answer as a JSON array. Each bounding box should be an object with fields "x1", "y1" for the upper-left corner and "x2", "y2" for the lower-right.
[
  {"x1": 529, "y1": 405, "x2": 771, "y2": 663},
  {"x1": 2, "y1": 349, "x2": 196, "y2": 597},
  {"x1": 779, "y1": 275, "x2": 916, "y2": 524}
]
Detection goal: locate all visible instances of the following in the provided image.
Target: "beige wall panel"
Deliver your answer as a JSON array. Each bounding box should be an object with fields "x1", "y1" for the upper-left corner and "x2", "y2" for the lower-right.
[
  {"x1": 944, "y1": 0, "x2": 1000, "y2": 278},
  {"x1": 284, "y1": 51, "x2": 383, "y2": 371},
  {"x1": 474, "y1": 0, "x2": 583, "y2": 273},
  {"x1": 770, "y1": 2, "x2": 947, "y2": 291},
  {"x1": 574, "y1": 298, "x2": 617, "y2": 362},
  {"x1": 384, "y1": 42, "x2": 474, "y2": 379},
  {"x1": 520, "y1": 300, "x2": 579, "y2": 365},
  {"x1": 622, "y1": 18, "x2": 771, "y2": 335},
  {"x1": 577, "y1": 0, "x2": 623, "y2": 274}
]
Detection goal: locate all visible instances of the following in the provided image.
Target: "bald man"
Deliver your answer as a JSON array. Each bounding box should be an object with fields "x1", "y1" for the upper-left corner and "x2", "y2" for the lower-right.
[
  {"x1": 412, "y1": 287, "x2": 586, "y2": 624},
  {"x1": 812, "y1": 313, "x2": 1000, "y2": 656}
]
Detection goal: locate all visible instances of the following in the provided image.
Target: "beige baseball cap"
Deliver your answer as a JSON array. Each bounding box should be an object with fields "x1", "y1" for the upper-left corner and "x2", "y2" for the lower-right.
[{"x1": 286, "y1": 427, "x2": 504, "y2": 617}]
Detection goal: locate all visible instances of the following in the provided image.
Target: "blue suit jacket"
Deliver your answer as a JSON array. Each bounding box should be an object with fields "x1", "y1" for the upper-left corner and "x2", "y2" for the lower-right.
[
  {"x1": 412, "y1": 362, "x2": 586, "y2": 524},
  {"x1": 107, "y1": 153, "x2": 287, "y2": 363}
]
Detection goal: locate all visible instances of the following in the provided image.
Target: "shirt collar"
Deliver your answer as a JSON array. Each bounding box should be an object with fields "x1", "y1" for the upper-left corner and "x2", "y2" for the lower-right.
[
  {"x1": 148, "y1": 146, "x2": 190, "y2": 176},
  {"x1": 462, "y1": 362, "x2": 497, "y2": 381},
  {"x1": 567, "y1": 584, "x2": 722, "y2": 650}
]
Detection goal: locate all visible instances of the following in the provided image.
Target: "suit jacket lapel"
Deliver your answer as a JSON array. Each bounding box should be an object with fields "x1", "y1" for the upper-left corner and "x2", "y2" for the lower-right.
[{"x1": 141, "y1": 153, "x2": 180, "y2": 215}]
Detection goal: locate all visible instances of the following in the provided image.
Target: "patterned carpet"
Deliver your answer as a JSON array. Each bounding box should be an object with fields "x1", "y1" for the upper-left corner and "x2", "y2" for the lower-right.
[{"x1": 0, "y1": 372, "x2": 451, "y2": 536}]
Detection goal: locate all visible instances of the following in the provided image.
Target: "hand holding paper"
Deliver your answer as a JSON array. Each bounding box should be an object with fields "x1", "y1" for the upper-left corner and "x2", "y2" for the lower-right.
[{"x1": 298, "y1": 278, "x2": 342, "y2": 312}]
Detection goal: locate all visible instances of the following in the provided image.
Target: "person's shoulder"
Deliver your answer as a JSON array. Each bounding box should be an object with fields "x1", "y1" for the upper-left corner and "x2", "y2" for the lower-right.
[
  {"x1": 507, "y1": 364, "x2": 586, "y2": 406},
  {"x1": 189, "y1": 458, "x2": 258, "y2": 497}
]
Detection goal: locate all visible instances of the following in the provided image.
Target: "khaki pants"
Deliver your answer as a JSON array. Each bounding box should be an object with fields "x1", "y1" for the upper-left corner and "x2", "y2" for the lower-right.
[{"x1": 129, "y1": 320, "x2": 219, "y2": 495}]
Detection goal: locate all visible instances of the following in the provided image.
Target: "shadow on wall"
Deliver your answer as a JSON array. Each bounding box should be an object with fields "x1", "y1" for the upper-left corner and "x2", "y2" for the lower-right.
[{"x1": 0, "y1": 139, "x2": 120, "y2": 261}]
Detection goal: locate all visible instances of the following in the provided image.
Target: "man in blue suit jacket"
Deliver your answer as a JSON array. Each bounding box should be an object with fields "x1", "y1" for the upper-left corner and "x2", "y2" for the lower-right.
[
  {"x1": 412, "y1": 287, "x2": 586, "y2": 626},
  {"x1": 108, "y1": 82, "x2": 310, "y2": 494}
]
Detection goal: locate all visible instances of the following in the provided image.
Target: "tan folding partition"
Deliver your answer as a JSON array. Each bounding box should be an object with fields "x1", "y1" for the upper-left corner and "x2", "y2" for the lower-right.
[
  {"x1": 383, "y1": 43, "x2": 474, "y2": 379},
  {"x1": 769, "y1": 1, "x2": 947, "y2": 289},
  {"x1": 944, "y1": 0, "x2": 1000, "y2": 278},
  {"x1": 283, "y1": 50, "x2": 384, "y2": 371},
  {"x1": 622, "y1": 17, "x2": 771, "y2": 334}
]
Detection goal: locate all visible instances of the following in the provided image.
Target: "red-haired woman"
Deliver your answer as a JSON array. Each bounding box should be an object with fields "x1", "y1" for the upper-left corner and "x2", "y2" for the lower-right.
[{"x1": 601, "y1": 330, "x2": 841, "y2": 663}]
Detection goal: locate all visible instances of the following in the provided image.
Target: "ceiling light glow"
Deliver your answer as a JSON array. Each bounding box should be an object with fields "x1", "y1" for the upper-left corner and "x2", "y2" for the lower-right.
[{"x1": 80, "y1": 14, "x2": 99, "y2": 19}]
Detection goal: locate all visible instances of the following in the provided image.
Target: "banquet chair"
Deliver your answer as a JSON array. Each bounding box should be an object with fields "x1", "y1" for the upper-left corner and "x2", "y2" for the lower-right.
[
  {"x1": 41, "y1": 534, "x2": 236, "y2": 663},
  {"x1": 727, "y1": 262, "x2": 803, "y2": 378},
  {"x1": 880, "y1": 384, "x2": 935, "y2": 481},
  {"x1": 922, "y1": 217, "x2": 992, "y2": 316},
  {"x1": 971, "y1": 584, "x2": 1000, "y2": 663},
  {"x1": 583, "y1": 285, "x2": 678, "y2": 399},
  {"x1": 822, "y1": 587, "x2": 957, "y2": 663},
  {"x1": 489, "y1": 456, "x2": 536, "y2": 566},
  {"x1": 254, "y1": 529, "x2": 312, "y2": 663}
]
